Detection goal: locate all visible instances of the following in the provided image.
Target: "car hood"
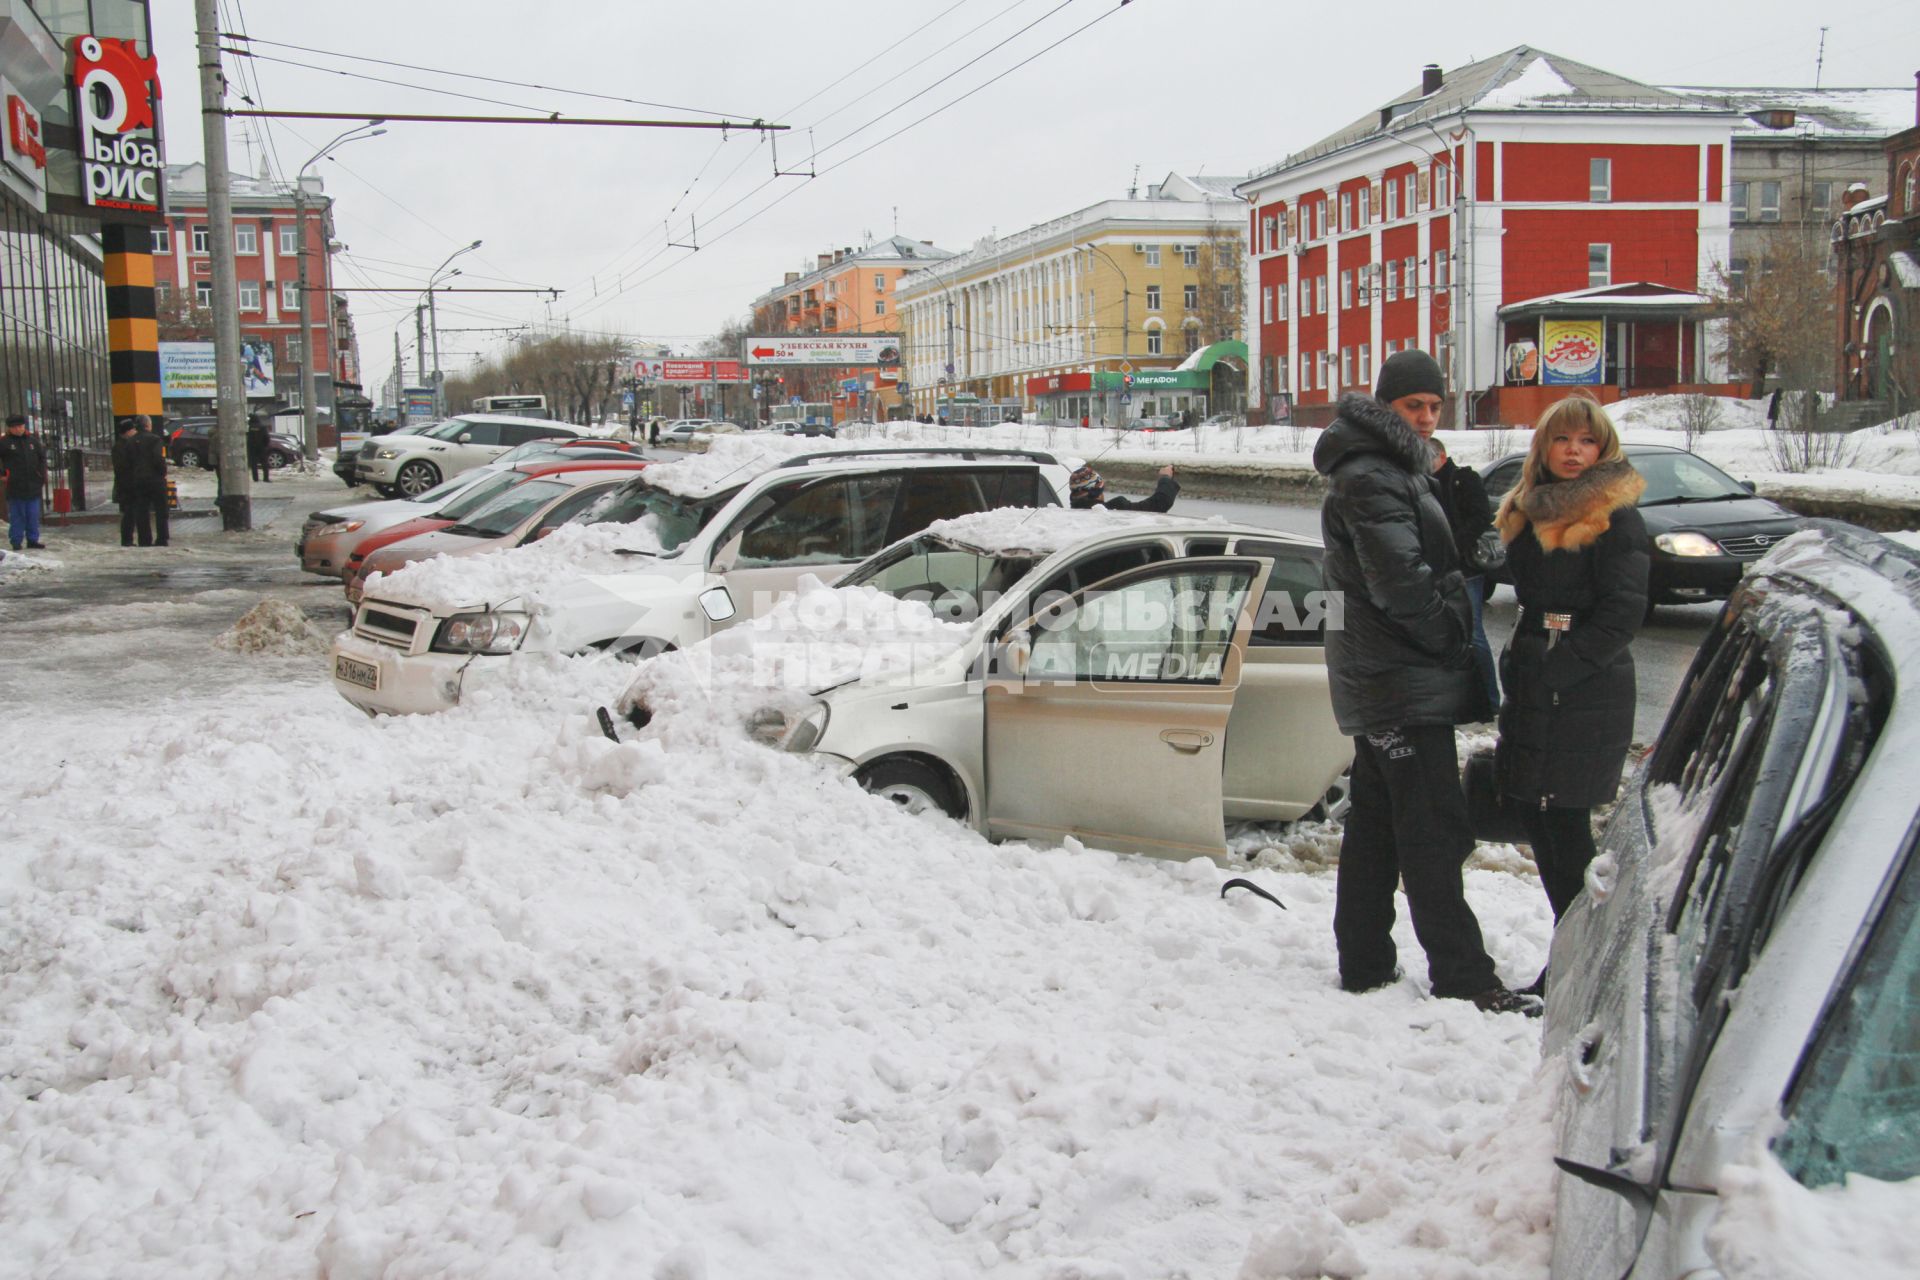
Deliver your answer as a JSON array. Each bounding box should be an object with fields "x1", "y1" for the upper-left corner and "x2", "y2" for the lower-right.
[
  {"x1": 310, "y1": 498, "x2": 442, "y2": 536},
  {"x1": 1638, "y1": 495, "x2": 1806, "y2": 538}
]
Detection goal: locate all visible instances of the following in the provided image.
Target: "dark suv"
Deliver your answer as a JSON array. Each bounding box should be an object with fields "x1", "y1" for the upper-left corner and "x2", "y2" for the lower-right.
[
  {"x1": 1480, "y1": 442, "x2": 1811, "y2": 610},
  {"x1": 165, "y1": 416, "x2": 300, "y2": 471}
]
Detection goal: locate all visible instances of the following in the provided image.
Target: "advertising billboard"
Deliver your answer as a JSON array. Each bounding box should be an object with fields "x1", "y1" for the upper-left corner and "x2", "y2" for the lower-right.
[
  {"x1": 159, "y1": 341, "x2": 276, "y2": 399},
  {"x1": 744, "y1": 336, "x2": 902, "y2": 367},
  {"x1": 1540, "y1": 320, "x2": 1605, "y2": 386},
  {"x1": 68, "y1": 35, "x2": 163, "y2": 217}
]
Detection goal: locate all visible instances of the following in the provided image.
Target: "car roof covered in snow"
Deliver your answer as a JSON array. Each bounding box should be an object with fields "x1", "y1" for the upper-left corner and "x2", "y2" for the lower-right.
[
  {"x1": 640, "y1": 440, "x2": 1061, "y2": 499},
  {"x1": 922, "y1": 507, "x2": 1317, "y2": 558}
]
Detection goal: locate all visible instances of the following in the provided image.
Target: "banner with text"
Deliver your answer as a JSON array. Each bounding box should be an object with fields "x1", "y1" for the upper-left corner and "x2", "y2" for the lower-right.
[
  {"x1": 1540, "y1": 319, "x2": 1605, "y2": 385},
  {"x1": 745, "y1": 336, "x2": 902, "y2": 367}
]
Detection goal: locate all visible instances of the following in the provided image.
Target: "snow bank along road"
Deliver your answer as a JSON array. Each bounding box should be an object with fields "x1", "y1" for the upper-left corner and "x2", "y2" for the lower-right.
[{"x1": 0, "y1": 497, "x2": 1580, "y2": 1278}]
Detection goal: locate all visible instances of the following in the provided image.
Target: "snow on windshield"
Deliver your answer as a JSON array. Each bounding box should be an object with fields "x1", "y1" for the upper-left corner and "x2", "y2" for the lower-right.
[
  {"x1": 925, "y1": 505, "x2": 1206, "y2": 556},
  {"x1": 363, "y1": 514, "x2": 669, "y2": 611},
  {"x1": 619, "y1": 575, "x2": 974, "y2": 736}
]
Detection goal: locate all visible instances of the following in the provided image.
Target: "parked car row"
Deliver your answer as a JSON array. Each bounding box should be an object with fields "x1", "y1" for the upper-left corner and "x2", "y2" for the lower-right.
[
  {"x1": 347, "y1": 413, "x2": 586, "y2": 497},
  {"x1": 165, "y1": 416, "x2": 300, "y2": 471}
]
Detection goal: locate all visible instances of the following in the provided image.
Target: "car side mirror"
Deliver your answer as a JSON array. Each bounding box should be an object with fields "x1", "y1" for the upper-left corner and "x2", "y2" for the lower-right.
[
  {"x1": 1000, "y1": 629, "x2": 1032, "y2": 678},
  {"x1": 457, "y1": 432, "x2": 473, "y2": 444},
  {"x1": 698, "y1": 586, "x2": 737, "y2": 623},
  {"x1": 1740, "y1": 479, "x2": 1756, "y2": 493}
]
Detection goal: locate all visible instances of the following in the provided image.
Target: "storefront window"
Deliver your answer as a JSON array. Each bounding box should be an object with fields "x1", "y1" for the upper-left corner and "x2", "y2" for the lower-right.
[{"x1": 0, "y1": 195, "x2": 113, "y2": 458}]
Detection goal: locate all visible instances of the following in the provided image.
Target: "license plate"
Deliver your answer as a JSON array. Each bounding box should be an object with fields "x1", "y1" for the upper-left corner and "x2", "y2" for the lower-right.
[{"x1": 334, "y1": 654, "x2": 380, "y2": 691}]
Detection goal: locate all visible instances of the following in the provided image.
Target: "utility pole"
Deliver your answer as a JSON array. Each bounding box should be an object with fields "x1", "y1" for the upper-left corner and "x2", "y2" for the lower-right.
[
  {"x1": 194, "y1": 0, "x2": 250, "y2": 529},
  {"x1": 392, "y1": 330, "x2": 402, "y2": 418},
  {"x1": 295, "y1": 123, "x2": 385, "y2": 460},
  {"x1": 415, "y1": 304, "x2": 427, "y2": 411}
]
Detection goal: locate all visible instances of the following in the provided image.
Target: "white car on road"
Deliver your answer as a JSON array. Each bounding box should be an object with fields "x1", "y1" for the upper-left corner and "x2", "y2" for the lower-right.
[
  {"x1": 354, "y1": 413, "x2": 583, "y2": 497},
  {"x1": 331, "y1": 447, "x2": 1071, "y2": 715}
]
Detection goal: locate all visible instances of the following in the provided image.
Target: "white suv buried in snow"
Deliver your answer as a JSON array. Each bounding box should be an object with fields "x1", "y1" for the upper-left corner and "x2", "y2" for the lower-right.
[{"x1": 330, "y1": 447, "x2": 1071, "y2": 715}]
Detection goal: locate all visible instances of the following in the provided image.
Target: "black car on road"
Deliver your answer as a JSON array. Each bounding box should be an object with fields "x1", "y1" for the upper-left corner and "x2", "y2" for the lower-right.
[
  {"x1": 166, "y1": 416, "x2": 300, "y2": 471},
  {"x1": 1481, "y1": 442, "x2": 1812, "y2": 611}
]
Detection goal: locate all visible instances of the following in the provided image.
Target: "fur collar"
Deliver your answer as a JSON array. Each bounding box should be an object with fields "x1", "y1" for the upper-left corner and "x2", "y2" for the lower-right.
[
  {"x1": 1497, "y1": 459, "x2": 1645, "y2": 552},
  {"x1": 1315, "y1": 392, "x2": 1433, "y2": 477}
]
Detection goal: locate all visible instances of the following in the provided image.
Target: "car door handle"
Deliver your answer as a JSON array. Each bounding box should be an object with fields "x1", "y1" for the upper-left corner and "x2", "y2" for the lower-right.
[{"x1": 1161, "y1": 729, "x2": 1214, "y2": 753}]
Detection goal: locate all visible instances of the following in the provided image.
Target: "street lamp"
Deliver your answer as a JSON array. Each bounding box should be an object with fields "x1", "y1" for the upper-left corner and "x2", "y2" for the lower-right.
[
  {"x1": 427, "y1": 239, "x2": 483, "y2": 418},
  {"x1": 296, "y1": 120, "x2": 385, "y2": 460}
]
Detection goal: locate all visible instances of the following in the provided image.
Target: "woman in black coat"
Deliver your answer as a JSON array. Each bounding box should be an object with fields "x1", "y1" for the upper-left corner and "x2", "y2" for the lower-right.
[{"x1": 1493, "y1": 395, "x2": 1650, "y2": 951}]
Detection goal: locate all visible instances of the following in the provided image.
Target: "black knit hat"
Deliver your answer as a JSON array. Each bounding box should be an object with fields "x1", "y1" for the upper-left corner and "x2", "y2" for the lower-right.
[{"x1": 1374, "y1": 349, "x2": 1445, "y2": 404}]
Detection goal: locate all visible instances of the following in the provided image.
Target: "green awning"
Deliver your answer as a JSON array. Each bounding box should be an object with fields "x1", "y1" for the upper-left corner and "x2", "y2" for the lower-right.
[{"x1": 1177, "y1": 340, "x2": 1249, "y2": 373}]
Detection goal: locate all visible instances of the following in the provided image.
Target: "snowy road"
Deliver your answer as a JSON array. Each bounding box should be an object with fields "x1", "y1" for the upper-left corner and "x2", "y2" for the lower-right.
[{"x1": 0, "y1": 476, "x2": 1568, "y2": 1279}]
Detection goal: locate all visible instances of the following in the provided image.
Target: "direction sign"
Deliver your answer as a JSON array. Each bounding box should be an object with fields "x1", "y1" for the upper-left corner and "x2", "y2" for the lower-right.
[
  {"x1": 1120, "y1": 393, "x2": 1132, "y2": 405},
  {"x1": 747, "y1": 336, "x2": 902, "y2": 367}
]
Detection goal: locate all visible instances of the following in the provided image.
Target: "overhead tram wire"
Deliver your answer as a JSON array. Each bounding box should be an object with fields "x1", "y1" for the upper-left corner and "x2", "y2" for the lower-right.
[
  {"x1": 566, "y1": 0, "x2": 1130, "y2": 324},
  {"x1": 568, "y1": 0, "x2": 1104, "y2": 322}
]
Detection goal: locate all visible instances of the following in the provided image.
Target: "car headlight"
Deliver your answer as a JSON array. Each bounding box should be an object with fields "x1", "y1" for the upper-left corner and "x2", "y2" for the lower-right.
[
  {"x1": 779, "y1": 702, "x2": 830, "y2": 754},
  {"x1": 376, "y1": 448, "x2": 399, "y2": 460},
  {"x1": 1655, "y1": 531, "x2": 1722, "y2": 557},
  {"x1": 432, "y1": 610, "x2": 529, "y2": 654},
  {"x1": 330, "y1": 519, "x2": 365, "y2": 535}
]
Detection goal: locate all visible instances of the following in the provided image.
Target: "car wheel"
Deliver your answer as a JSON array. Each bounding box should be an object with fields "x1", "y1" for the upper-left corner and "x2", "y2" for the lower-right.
[
  {"x1": 394, "y1": 460, "x2": 440, "y2": 497},
  {"x1": 180, "y1": 446, "x2": 207, "y2": 469},
  {"x1": 855, "y1": 756, "x2": 966, "y2": 821},
  {"x1": 1303, "y1": 770, "x2": 1352, "y2": 824},
  {"x1": 268, "y1": 448, "x2": 298, "y2": 471}
]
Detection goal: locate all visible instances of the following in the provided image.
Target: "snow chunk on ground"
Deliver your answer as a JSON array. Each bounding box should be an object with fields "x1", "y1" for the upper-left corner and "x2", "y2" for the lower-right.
[
  {"x1": 0, "y1": 548, "x2": 60, "y2": 576},
  {"x1": 214, "y1": 598, "x2": 331, "y2": 655}
]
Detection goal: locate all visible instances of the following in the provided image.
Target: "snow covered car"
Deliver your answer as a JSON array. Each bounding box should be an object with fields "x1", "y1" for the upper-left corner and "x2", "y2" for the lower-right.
[
  {"x1": 342, "y1": 464, "x2": 646, "y2": 607},
  {"x1": 1543, "y1": 522, "x2": 1920, "y2": 1278},
  {"x1": 330, "y1": 447, "x2": 1071, "y2": 715},
  {"x1": 353, "y1": 413, "x2": 584, "y2": 497},
  {"x1": 298, "y1": 441, "x2": 644, "y2": 577},
  {"x1": 1481, "y1": 443, "x2": 1810, "y2": 610},
  {"x1": 622, "y1": 509, "x2": 1352, "y2": 861}
]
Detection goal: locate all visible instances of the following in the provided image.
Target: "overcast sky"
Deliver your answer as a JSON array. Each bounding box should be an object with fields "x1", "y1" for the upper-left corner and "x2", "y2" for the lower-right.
[{"x1": 150, "y1": 0, "x2": 1919, "y2": 389}]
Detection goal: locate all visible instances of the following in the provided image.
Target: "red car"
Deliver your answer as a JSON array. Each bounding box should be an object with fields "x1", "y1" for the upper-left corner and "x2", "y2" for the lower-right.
[{"x1": 341, "y1": 458, "x2": 647, "y2": 601}]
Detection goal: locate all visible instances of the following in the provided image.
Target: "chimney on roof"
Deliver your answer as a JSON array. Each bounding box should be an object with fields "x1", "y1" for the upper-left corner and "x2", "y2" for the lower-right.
[
  {"x1": 784, "y1": 272, "x2": 800, "y2": 284},
  {"x1": 1422, "y1": 64, "x2": 1443, "y2": 96},
  {"x1": 817, "y1": 253, "x2": 832, "y2": 270},
  {"x1": 1843, "y1": 182, "x2": 1871, "y2": 210}
]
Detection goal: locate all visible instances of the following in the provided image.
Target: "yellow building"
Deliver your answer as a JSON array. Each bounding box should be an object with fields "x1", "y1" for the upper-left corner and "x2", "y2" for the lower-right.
[{"x1": 893, "y1": 174, "x2": 1247, "y2": 423}]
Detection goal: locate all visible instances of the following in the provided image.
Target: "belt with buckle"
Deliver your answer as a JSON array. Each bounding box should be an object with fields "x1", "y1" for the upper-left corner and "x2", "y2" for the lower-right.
[{"x1": 1516, "y1": 606, "x2": 1579, "y2": 642}]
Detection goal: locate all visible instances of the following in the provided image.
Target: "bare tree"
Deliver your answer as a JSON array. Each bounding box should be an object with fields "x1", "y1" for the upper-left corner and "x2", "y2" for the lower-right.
[
  {"x1": 1676, "y1": 392, "x2": 1725, "y2": 452},
  {"x1": 1708, "y1": 235, "x2": 1835, "y2": 394},
  {"x1": 1193, "y1": 224, "x2": 1245, "y2": 346},
  {"x1": 156, "y1": 290, "x2": 213, "y2": 341}
]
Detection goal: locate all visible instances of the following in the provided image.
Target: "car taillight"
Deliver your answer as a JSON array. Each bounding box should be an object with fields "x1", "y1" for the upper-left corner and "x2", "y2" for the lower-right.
[{"x1": 170, "y1": 429, "x2": 182, "y2": 441}]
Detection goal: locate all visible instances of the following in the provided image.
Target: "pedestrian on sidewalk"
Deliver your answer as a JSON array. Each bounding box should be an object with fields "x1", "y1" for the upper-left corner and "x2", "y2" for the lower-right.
[
  {"x1": 1, "y1": 413, "x2": 49, "y2": 550},
  {"x1": 135, "y1": 415, "x2": 170, "y2": 546},
  {"x1": 246, "y1": 411, "x2": 272, "y2": 483},
  {"x1": 1429, "y1": 434, "x2": 1499, "y2": 715},
  {"x1": 1492, "y1": 395, "x2": 1649, "y2": 991},
  {"x1": 1312, "y1": 349, "x2": 1538, "y2": 1016},
  {"x1": 112, "y1": 419, "x2": 153, "y2": 546}
]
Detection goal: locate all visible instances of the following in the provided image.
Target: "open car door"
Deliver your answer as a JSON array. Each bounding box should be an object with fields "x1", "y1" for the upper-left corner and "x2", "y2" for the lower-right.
[{"x1": 983, "y1": 556, "x2": 1270, "y2": 860}]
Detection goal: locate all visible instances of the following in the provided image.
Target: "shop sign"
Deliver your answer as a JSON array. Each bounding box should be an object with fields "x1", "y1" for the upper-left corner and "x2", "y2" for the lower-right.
[
  {"x1": 1, "y1": 79, "x2": 48, "y2": 207},
  {"x1": 1540, "y1": 320, "x2": 1604, "y2": 385},
  {"x1": 70, "y1": 35, "x2": 165, "y2": 215},
  {"x1": 1129, "y1": 369, "x2": 1207, "y2": 389},
  {"x1": 745, "y1": 336, "x2": 901, "y2": 367},
  {"x1": 1024, "y1": 372, "x2": 1092, "y2": 395},
  {"x1": 659, "y1": 359, "x2": 748, "y2": 383}
]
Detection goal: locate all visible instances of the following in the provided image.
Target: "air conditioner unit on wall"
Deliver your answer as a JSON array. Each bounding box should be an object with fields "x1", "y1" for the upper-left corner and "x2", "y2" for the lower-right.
[{"x1": 1132, "y1": 243, "x2": 1145, "y2": 253}]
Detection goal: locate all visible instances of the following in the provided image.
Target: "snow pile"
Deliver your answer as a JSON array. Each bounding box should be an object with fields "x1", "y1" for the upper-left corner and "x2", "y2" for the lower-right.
[
  {"x1": 0, "y1": 547, "x2": 58, "y2": 576},
  {"x1": 642, "y1": 433, "x2": 853, "y2": 497},
  {"x1": 1480, "y1": 57, "x2": 1581, "y2": 109},
  {"x1": 213, "y1": 598, "x2": 331, "y2": 655},
  {"x1": 0, "y1": 567, "x2": 1569, "y2": 1277},
  {"x1": 1707, "y1": 1142, "x2": 1920, "y2": 1278},
  {"x1": 619, "y1": 575, "x2": 975, "y2": 737},
  {"x1": 362, "y1": 515, "x2": 670, "y2": 612}
]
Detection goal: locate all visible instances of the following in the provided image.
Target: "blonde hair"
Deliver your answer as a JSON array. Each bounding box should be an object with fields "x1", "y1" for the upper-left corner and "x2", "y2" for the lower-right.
[{"x1": 1496, "y1": 394, "x2": 1626, "y2": 532}]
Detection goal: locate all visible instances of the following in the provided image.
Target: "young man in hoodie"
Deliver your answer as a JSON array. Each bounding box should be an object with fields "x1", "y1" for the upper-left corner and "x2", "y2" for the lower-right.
[{"x1": 1312, "y1": 350, "x2": 1538, "y2": 1017}]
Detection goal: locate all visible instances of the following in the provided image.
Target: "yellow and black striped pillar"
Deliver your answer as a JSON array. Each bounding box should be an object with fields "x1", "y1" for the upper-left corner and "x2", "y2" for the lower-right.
[{"x1": 102, "y1": 223, "x2": 162, "y2": 422}]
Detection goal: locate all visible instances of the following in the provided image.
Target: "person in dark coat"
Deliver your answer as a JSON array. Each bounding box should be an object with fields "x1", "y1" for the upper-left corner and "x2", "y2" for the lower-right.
[
  {"x1": 112, "y1": 419, "x2": 152, "y2": 546},
  {"x1": 1065, "y1": 459, "x2": 1179, "y2": 511},
  {"x1": 1493, "y1": 395, "x2": 1649, "y2": 967},
  {"x1": 2, "y1": 413, "x2": 49, "y2": 550},
  {"x1": 246, "y1": 411, "x2": 272, "y2": 482},
  {"x1": 1314, "y1": 349, "x2": 1537, "y2": 1016},
  {"x1": 134, "y1": 415, "x2": 170, "y2": 546},
  {"x1": 1429, "y1": 435, "x2": 1499, "y2": 713}
]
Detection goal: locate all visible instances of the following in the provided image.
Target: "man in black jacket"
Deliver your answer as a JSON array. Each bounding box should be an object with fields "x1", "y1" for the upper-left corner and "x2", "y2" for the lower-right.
[
  {"x1": 134, "y1": 415, "x2": 170, "y2": 545},
  {"x1": 1429, "y1": 435, "x2": 1498, "y2": 713},
  {"x1": 1313, "y1": 350, "x2": 1537, "y2": 1016},
  {"x1": 2, "y1": 413, "x2": 49, "y2": 550},
  {"x1": 1065, "y1": 459, "x2": 1179, "y2": 512},
  {"x1": 112, "y1": 419, "x2": 151, "y2": 546}
]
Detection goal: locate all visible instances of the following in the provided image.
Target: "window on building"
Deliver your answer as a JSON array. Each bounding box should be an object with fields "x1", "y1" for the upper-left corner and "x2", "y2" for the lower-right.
[
  {"x1": 1385, "y1": 260, "x2": 1399, "y2": 301},
  {"x1": 1262, "y1": 286, "x2": 1273, "y2": 324},
  {"x1": 1358, "y1": 185, "x2": 1371, "y2": 225},
  {"x1": 1144, "y1": 245, "x2": 1161, "y2": 267},
  {"x1": 191, "y1": 225, "x2": 209, "y2": 254},
  {"x1": 194, "y1": 281, "x2": 212, "y2": 307},
  {"x1": 1340, "y1": 191, "x2": 1353, "y2": 232},
  {"x1": 155, "y1": 281, "x2": 171, "y2": 306},
  {"x1": 151, "y1": 227, "x2": 169, "y2": 254},
  {"x1": 1262, "y1": 217, "x2": 1277, "y2": 252},
  {"x1": 279, "y1": 223, "x2": 299, "y2": 256},
  {"x1": 286, "y1": 335, "x2": 302, "y2": 364},
  {"x1": 1810, "y1": 181, "x2": 1833, "y2": 215},
  {"x1": 1184, "y1": 283, "x2": 1198, "y2": 310},
  {"x1": 1404, "y1": 172, "x2": 1417, "y2": 214},
  {"x1": 875, "y1": 299, "x2": 885, "y2": 315},
  {"x1": 874, "y1": 273, "x2": 886, "y2": 292},
  {"x1": 1301, "y1": 353, "x2": 1313, "y2": 390},
  {"x1": 234, "y1": 224, "x2": 257, "y2": 255},
  {"x1": 1219, "y1": 284, "x2": 1233, "y2": 310},
  {"x1": 1182, "y1": 244, "x2": 1198, "y2": 267},
  {"x1": 1727, "y1": 257, "x2": 1748, "y2": 293},
  {"x1": 1316, "y1": 275, "x2": 1328, "y2": 313},
  {"x1": 1184, "y1": 325, "x2": 1202, "y2": 355},
  {"x1": 1758, "y1": 181, "x2": 1781, "y2": 222},
  {"x1": 1340, "y1": 346, "x2": 1353, "y2": 386},
  {"x1": 1404, "y1": 255, "x2": 1417, "y2": 294},
  {"x1": 1358, "y1": 265, "x2": 1371, "y2": 307},
  {"x1": 1729, "y1": 181, "x2": 1750, "y2": 222},
  {"x1": 1359, "y1": 343, "x2": 1372, "y2": 384},
  {"x1": 1588, "y1": 243, "x2": 1612, "y2": 287},
  {"x1": 1339, "y1": 269, "x2": 1353, "y2": 310},
  {"x1": 282, "y1": 281, "x2": 301, "y2": 312},
  {"x1": 1146, "y1": 327, "x2": 1163, "y2": 355},
  {"x1": 1386, "y1": 180, "x2": 1400, "y2": 222},
  {"x1": 1590, "y1": 157, "x2": 1612, "y2": 202},
  {"x1": 1435, "y1": 162, "x2": 1451, "y2": 206},
  {"x1": 1434, "y1": 249, "x2": 1449, "y2": 289},
  {"x1": 1146, "y1": 285, "x2": 1161, "y2": 311},
  {"x1": 824, "y1": 305, "x2": 837, "y2": 326}
]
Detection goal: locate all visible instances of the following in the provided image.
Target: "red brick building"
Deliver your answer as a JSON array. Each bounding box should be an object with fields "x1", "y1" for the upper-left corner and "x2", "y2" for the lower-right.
[
  {"x1": 154, "y1": 163, "x2": 360, "y2": 418},
  {"x1": 1835, "y1": 78, "x2": 1920, "y2": 416},
  {"x1": 1238, "y1": 47, "x2": 1746, "y2": 426}
]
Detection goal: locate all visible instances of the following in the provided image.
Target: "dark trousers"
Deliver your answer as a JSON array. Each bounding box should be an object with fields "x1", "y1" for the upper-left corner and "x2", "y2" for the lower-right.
[
  {"x1": 249, "y1": 452, "x2": 271, "y2": 482},
  {"x1": 1521, "y1": 805, "x2": 1597, "y2": 921},
  {"x1": 1334, "y1": 724, "x2": 1498, "y2": 998},
  {"x1": 120, "y1": 491, "x2": 153, "y2": 545}
]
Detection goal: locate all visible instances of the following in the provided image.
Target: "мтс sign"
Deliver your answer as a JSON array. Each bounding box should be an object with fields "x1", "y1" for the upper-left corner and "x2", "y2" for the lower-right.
[{"x1": 70, "y1": 35, "x2": 164, "y2": 216}]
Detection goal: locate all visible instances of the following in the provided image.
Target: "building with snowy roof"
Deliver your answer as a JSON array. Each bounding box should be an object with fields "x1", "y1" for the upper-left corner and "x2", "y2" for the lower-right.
[
  {"x1": 1834, "y1": 79, "x2": 1920, "y2": 418},
  {"x1": 1237, "y1": 47, "x2": 1749, "y2": 427}
]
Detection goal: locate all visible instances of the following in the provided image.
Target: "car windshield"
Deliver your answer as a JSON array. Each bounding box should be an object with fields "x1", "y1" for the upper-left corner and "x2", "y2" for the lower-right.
[
  {"x1": 433, "y1": 470, "x2": 527, "y2": 520},
  {"x1": 493, "y1": 440, "x2": 571, "y2": 467},
  {"x1": 409, "y1": 471, "x2": 485, "y2": 505},
  {"x1": 444, "y1": 478, "x2": 571, "y2": 537},
  {"x1": 421, "y1": 418, "x2": 477, "y2": 442},
  {"x1": 1635, "y1": 452, "x2": 1749, "y2": 504},
  {"x1": 586, "y1": 480, "x2": 726, "y2": 553},
  {"x1": 840, "y1": 534, "x2": 1041, "y2": 621}
]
